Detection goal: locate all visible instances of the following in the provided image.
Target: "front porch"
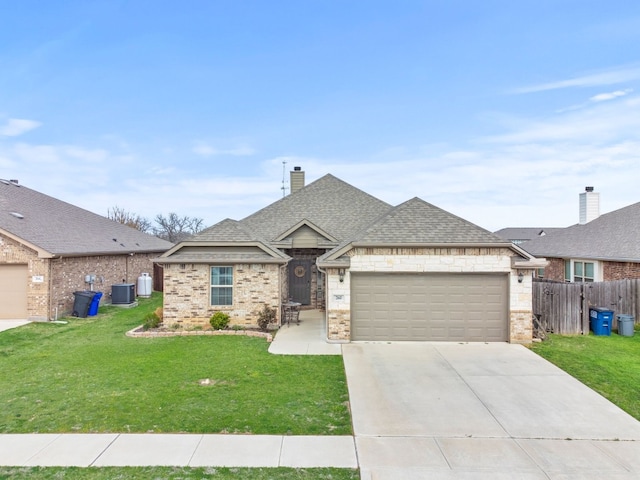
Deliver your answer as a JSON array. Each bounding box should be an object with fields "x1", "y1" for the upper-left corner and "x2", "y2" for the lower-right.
[{"x1": 269, "y1": 310, "x2": 341, "y2": 355}]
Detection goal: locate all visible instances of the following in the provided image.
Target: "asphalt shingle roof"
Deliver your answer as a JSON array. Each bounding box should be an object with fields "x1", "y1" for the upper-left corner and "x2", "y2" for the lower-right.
[
  {"x1": 352, "y1": 197, "x2": 507, "y2": 245},
  {"x1": 0, "y1": 180, "x2": 173, "y2": 256},
  {"x1": 194, "y1": 218, "x2": 260, "y2": 242},
  {"x1": 522, "y1": 202, "x2": 640, "y2": 261},
  {"x1": 239, "y1": 174, "x2": 392, "y2": 242},
  {"x1": 494, "y1": 227, "x2": 563, "y2": 243}
]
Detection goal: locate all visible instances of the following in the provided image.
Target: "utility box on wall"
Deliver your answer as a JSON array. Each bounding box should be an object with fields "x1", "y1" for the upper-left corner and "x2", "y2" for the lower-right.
[{"x1": 112, "y1": 283, "x2": 135, "y2": 304}]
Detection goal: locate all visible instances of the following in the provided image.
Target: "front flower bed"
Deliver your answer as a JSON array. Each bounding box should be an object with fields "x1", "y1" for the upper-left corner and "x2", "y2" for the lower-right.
[{"x1": 126, "y1": 326, "x2": 273, "y2": 342}]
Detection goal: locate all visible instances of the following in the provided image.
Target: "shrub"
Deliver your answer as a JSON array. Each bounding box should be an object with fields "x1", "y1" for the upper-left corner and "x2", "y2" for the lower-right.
[
  {"x1": 154, "y1": 307, "x2": 164, "y2": 320},
  {"x1": 209, "y1": 311, "x2": 230, "y2": 330},
  {"x1": 142, "y1": 312, "x2": 162, "y2": 330},
  {"x1": 257, "y1": 305, "x2": 277, "y2": 331}
]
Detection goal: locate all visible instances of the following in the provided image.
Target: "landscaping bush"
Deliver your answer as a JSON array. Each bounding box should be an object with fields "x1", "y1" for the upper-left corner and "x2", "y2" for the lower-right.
[
  {"x1": 209, "y1": 311, "x2": 230, "y2": 330},
  {"x1": 257, "y1": 305, "x2": 277, "y2": 331},
  {"x1": 142, "y1": 312, "x2": 162, "y2": 330}
]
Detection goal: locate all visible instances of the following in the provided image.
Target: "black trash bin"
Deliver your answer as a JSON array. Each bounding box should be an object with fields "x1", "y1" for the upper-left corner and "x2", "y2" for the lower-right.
[{"x1": 73, "y1": 291, "x2": 96, "y2": 318}]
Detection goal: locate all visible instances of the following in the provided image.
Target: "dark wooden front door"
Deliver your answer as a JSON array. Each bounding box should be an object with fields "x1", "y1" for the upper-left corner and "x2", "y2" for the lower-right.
[{"x1": 289, "y1": 259, "x2": 312, "y2": 305}]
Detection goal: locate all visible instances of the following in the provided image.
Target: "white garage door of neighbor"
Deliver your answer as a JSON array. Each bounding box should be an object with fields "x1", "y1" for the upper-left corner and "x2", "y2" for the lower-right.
[
  {"x1": 351, "y1": 272, "x2": 508, "y2": 342},
  {"x1": 0, "y1": 264, "x2": 28, "y2": 319}
]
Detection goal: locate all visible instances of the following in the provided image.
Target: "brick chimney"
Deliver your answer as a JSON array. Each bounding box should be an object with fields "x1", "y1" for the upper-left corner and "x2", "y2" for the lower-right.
[
  {"x1": 579, "y1": 186, "x2": 600, "y2": 224},
  {"x1": 290, "y1": 166, "x2": 305, "y2": 194}
]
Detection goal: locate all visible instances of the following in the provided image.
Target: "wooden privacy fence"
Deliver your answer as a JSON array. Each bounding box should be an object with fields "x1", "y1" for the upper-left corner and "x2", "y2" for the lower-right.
[{"x1": 533, "y1": 278, "x2": 640, "y2": 335}]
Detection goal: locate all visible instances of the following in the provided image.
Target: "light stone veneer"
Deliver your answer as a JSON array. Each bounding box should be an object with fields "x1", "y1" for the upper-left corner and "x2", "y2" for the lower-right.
[{"x1": 325, "y1": 247, "x2": 533, "y2": 343}]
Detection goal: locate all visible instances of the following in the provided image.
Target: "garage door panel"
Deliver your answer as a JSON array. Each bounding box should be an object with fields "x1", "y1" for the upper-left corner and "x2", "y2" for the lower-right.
[
  {"x1": 0, "y1": 264, "x2": 28, "y2": 319},
  {"x1": 351, "y1": 273, "x2": 508, "y2": 342}
]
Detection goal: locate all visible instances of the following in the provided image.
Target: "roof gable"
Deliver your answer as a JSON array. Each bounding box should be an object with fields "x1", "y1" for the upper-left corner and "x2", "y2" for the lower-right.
[
  {"x1": 0, "y1": 181, "x2": 173, "y2": 256},
  {"x1": 274, "y1": 219, "x2": 338, "y2": 244}
]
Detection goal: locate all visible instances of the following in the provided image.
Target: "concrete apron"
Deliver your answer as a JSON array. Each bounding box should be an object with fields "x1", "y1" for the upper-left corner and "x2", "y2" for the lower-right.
[
  {"x1": 343, "y1": 342, "x2": 640, "y2": 480},
  {"x1": 0, "y1": 320, "x2": 30, "y2": 333}
]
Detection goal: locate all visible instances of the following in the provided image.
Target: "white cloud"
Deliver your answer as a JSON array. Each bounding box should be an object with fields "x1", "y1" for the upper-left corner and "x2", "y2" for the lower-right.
[
  {"x1": 485, "y1": 94, "x2": 640, "y2": 144},
  {"x1": 590, "y1": 88, "x2": 633, "y2": 102},
  {"x1": 0, "y1": 118, "x2": 41, "y2": 137},
  {"x1": 512, "y1": 65, "x2": 640, "y2": 94}
]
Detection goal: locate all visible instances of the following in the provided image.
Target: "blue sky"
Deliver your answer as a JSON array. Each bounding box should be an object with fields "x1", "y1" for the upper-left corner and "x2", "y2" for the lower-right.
[{"x1": 2, "y1": 1, "x2": 640, "y2": 232}]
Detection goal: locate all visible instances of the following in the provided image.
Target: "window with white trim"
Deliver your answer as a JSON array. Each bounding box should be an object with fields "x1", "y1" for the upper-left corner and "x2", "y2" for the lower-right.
[
  {"x1": 211, "y1": 266, "x2": 233, "y2": 305},
  {"x1": 564, "y1": 260, "x2": 596, "y2": 282}
]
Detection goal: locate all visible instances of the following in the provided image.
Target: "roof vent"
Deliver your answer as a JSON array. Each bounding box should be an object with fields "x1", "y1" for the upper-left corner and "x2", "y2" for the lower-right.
[
  {"x1": 10, "y1": 212, "x2": 24, "y2": 219},
  {"x1": 9, "y1": 179, "x2": 19, "y2": 185}
]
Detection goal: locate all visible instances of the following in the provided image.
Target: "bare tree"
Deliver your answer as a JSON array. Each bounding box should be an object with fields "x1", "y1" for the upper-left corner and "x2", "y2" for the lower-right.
[
  {"x1": 153, "y1": 212, "x2": 205, "y2": 242},
  {"x1": 107, "y1": 206, "x2": 153, "y2": 233}
]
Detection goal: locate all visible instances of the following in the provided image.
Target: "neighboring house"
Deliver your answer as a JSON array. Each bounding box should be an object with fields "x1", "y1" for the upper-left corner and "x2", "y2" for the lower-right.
[
  {"x1": 158, "y1": 169, "x2": 543, "y2": 343},
  {"x1": 0, "y1": 179, "x2": 173, "y2": 320},
  {"x1": 494, "y1": 227, "x2": 562, "y2": 246},
  {"x1": 521, "y1": 201, "x2": 640, "y2": 282}
]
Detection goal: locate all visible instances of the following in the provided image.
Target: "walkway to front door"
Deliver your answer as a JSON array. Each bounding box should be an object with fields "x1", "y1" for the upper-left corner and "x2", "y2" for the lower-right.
[{"x1": 268, "y1": 310, "x2": 341, "y2": 355}]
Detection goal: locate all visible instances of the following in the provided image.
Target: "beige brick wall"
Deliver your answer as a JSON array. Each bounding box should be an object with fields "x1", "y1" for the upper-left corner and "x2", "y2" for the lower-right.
[
  {"x1": 163, "y1": 263, "x2": 281, "y2": 328},
  {"x1": 325, "y1": 247, "x2": 533, "y2": 343}
]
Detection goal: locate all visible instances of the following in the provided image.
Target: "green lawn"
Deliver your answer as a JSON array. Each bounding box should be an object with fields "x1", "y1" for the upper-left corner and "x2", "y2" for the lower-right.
[
  {"x1": 0, "y1": 467, "x2": 359, "y2": 480},
  {"x1": 0, "y1": 294, "x2": 351, "y2": 435},
  {"x1": 530, "y1": 325, "x2": 640, "y2": 420}
]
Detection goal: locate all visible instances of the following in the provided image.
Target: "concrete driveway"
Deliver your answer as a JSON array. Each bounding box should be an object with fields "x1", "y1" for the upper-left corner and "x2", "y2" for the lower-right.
[
  {"x1": 0, "y1": 320, "x2": 30, "y2": 333},
  {"x1": 343, "y1": 342, "x2": 640, "y2": 479}
]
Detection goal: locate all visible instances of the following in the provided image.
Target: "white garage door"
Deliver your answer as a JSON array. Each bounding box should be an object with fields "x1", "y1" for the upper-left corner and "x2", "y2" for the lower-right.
[
  {"x1": 0, "y1": 264, "x2": 28, "y2": 319},
  {"x1": 351, "y1": 273, "x2": 508, "y2": 342}
]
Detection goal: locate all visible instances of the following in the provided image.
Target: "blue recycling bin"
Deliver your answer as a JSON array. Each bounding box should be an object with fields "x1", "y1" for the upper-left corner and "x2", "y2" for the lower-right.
[
  {"x1": 589, "y1": 307, "x2": 613, "y2": 336},
  {"x1": 88, "y1": 292, "x2": 103, "y2": 316}
]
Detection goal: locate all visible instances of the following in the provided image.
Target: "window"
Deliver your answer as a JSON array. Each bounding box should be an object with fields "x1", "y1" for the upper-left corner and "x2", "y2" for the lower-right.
[
  {"x1": 564, "y1": 260, "x2": 596, "y2": 282},
  {"x1": 211, "y1": 266, "x2": 233, "y2": 305},
  {"x1": 574, "y1": 261, "x2": 594, "y2": 282}
]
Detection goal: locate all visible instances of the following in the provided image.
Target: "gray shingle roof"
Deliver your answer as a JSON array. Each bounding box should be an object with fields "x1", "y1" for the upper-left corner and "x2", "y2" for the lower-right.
[
  {"x1": 494, "y1": 227, "x2": 563, "y2": 243},
  {"x1": 194, "y1": 218, "x2": 259, "y2": 242},
  {"x1": 0, "y1": 180, "x2": 173, "y2": 256},
  {"x1": 522, "y1": 202, "x2": 640, "y2": 261},
  {"x1": 161, "y1": 218, "x2": 289, "y2": 263},
  {"x1": 352, "y1": 197, "x2": 507, "y2": 245},
  {"x1": 239, "y1": 174, "x2": 392, "y2": 242}
]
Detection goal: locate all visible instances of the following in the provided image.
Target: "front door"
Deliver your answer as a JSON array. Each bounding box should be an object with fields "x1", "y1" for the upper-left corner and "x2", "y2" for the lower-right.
[{"x1": 289, "y1": 259, "x2": 312, "y2": 305}]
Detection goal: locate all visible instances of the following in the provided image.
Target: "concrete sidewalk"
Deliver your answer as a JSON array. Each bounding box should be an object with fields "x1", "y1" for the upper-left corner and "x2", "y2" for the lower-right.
[{"x1": 0, "y1": 433, "x2": 357, "y2": 468}]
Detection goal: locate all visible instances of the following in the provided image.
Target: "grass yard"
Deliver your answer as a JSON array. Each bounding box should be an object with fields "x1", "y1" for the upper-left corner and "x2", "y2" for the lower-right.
[
  {"x1": 0, "y1": 467, "x2": 359, "y2": 480},
  {"x1": 0, "y1": 294, "x2": 351, "y2": 435},
  {"x1": 530, "y1": 325, "x2": 640, "y2": 420}
]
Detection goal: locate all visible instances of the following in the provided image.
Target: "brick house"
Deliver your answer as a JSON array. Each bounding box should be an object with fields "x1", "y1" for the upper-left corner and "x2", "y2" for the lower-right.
[
  {"x1": 514, "y1": 188, "x2": 640, "y2": 282},
  {"x1": 0, "y1": 179, "x2": 173, "y2": 321},
  {"x1": 158, "y1": 169, "x2": 543, "y2": 344}
]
